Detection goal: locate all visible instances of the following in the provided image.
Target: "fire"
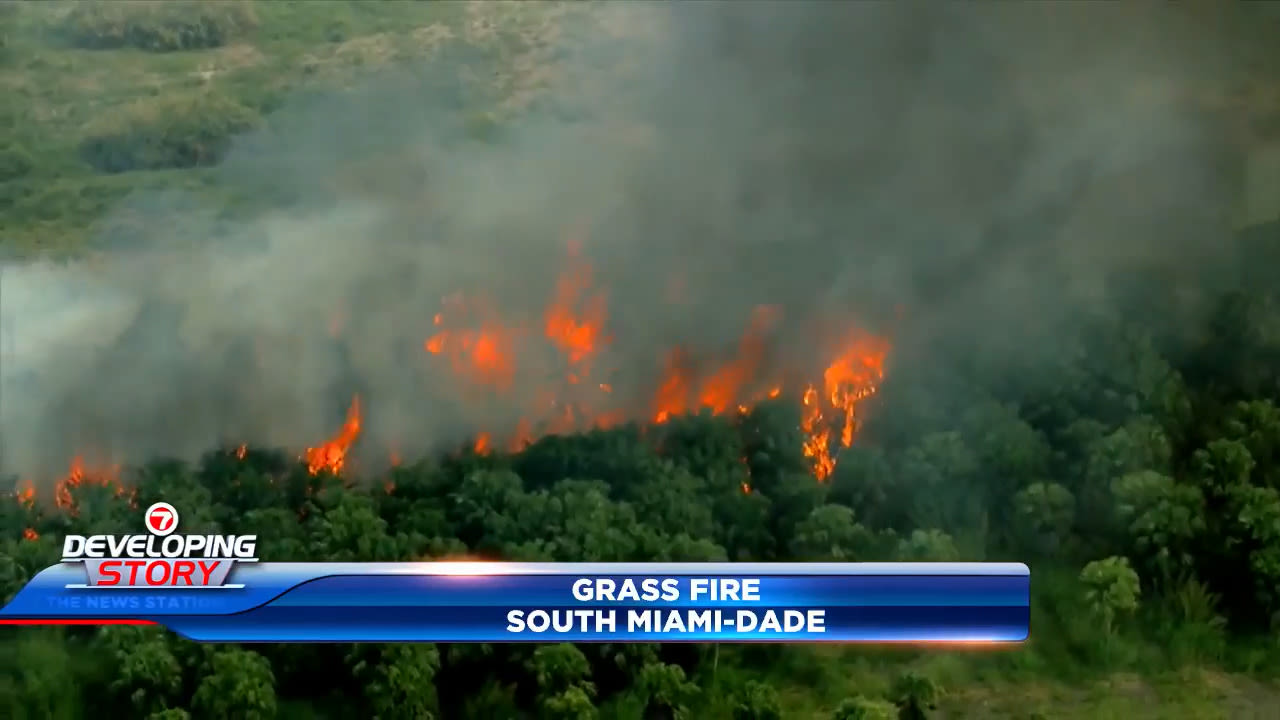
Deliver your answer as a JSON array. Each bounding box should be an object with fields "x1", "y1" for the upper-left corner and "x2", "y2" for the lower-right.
[
  {"x1": 304, "y1": 395, "x2": 362, "y2": 475},
  {"x1": 14, "y1": 481, "x2": 35, "y2": 507},
  {"x1": 10, "y1": 245, "x2": 887, "y2": 524},
  {"x1": 417, "y1": 241, "x2": 889, "y2": 480},
  {"x1": 824, "y1": 336, "x2": 889, "y2": 448},
  {"x1": 696, "y1": 305, "x2": 779, "y2": 413},
  {"x1": 796, "y1": 335, "x2": 888, "y2": 480},
  {"x1": 801, "y1": 385, "x2": 834, "y2": 480},
  {"x1": 425, "y1": 294, "x2": 521, "y2": 391},
  {"x1": 543, "y1": 241, "x2": 609, "y2": 383},
  {"x1": 51, "y1": 456, "x2": 125, "y2": 512},
  {"x1": 653, "y1": 348, "x2": 692, "y2": 423}
]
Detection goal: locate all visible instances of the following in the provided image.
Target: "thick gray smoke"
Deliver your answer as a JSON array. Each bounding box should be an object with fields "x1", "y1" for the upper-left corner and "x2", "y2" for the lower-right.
[{"x1": 0, "y1": 3, "x2": 1261, "y2": 481}]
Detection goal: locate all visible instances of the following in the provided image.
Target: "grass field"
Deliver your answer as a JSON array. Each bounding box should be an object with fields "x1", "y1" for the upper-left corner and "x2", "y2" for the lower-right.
[{"x1": 3, "y1": 3, "x2": 1280, "y2": 717}]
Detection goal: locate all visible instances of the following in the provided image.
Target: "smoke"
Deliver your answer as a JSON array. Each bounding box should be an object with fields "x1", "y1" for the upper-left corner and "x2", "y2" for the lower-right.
[{"x1": 0, "y1": 2, "x2": 1260, "y2": 480}]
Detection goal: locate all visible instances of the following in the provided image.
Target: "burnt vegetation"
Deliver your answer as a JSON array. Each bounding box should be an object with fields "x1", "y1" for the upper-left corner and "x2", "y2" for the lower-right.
[{"x1": 3, "y1": 2, "x2": 1280, "y2": 718}]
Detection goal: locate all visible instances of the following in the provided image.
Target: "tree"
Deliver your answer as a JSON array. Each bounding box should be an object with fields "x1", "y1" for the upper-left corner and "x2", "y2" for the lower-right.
[
  {"x1": 895, "y1": 529, "x2": 960, "y2": 562},
  {"x1": 1111, "y1": 471, "x2": 1204, "y2": 581},
  {"x1": 897, "y1": 432, "x2": 984, "y2": 536},
  {"x1": 889, "y1": 672, "x2": 939, "y2": 720},
  {"x1": 0, "y1": 630, "x2": 83, "y2": 720},
  {"x1": 1010, "y1": 482, "x2": 1075, "y2": 556},
  {"x1": 347, "y1": 643, "x2": 441, "y2": 719},
  {"x1": 634, "y1": 662, "x2": 699, "y2": 719},
  {"x1": 303, "y1": 487, "x2": 406, "y2": 561},
  {"x1": 526, "y1": 644, "x2": 601, "y2": 718},
  {"x1": 191, "y1": 649, "x2": 276, "y2": 720},
  {"x1": 790, "y1": 505, "x2": 872, "y2": 561},
  {"x1": 731, "y1": 680, "x2": 783, "y2": 720},
  {"x1": 94, "y1": 626, "x2": 184, "y2": 717},
  {"x1": 1080, "y1": 556, "x2": 1141, "y2": 638}
]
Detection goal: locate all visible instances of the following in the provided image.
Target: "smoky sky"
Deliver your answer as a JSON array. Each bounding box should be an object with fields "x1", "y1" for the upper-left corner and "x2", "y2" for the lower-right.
[{"x1": 0, "y1": 2, "x2": 1259, "y2": 481}]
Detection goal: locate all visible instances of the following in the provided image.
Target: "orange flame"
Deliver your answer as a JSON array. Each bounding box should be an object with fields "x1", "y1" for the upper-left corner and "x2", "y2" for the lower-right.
[
  {"x1": 653, "y1": 348, "x2": 692, "y2": 423},
  {"x1": 425, "y1": 295, "x2": 521, "y2": 391},
  {"x1": 305, "y1": 395, "x2": 362, "y2": 475},
  {"x1": 798, "y1": 334, "x2": 888, "y2": 480},
  {"x1": 14, "y1": 481, "x2": 35, "y2": 507},
  {"x1": 544, "y1": 240, "x2": 609, "y2": 380},
  {"x1": 53, "y1": 456, "x2": 125, "y2": 513},
  {"x1": 697, "y1": 305, "x2": 779, "y2": 413},
  {"x1": 417, "y1": 236, "x2": 888, "y2": 480}
]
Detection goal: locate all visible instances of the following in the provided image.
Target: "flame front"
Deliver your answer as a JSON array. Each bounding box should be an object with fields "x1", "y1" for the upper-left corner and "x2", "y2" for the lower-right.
[
  {"x1": 47, "y1": 456, "x2": 127, "y2": 514},
  {"x1": 18, "y1": 237, "x2": 888, "y2": 516},
  {"x1": 305, "y1": 395, "x2": 362, "y2": 475},
  {"x1": 420, "y1": 239, "x2": 890, "y2": 480}
]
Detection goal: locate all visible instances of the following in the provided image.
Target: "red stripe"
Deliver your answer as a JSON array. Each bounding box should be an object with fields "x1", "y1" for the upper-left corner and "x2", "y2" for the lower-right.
[{"x1": 0, "y1": 618, "x2": 155, "y2": 626}]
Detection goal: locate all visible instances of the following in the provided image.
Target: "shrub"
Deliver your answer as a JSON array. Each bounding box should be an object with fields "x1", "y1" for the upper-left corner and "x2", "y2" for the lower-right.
[
  {"x1": 79, "y1": 92, "x2": 262, "y2": 173},
  {"x1": 0, "y1": 142, "x2": 33, "y2": 182},
  {"x1": 59, "y1": 1, "x2": 258, "y2": 52}
]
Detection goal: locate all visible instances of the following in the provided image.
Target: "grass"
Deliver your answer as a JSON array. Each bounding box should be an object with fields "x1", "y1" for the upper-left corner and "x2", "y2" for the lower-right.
[
  {"x1": 0, "y1": 1, "x2": 477, "y2": 254},
  {"x1": 2, "y1": 2, "x2": 1280, "y2": 715}
]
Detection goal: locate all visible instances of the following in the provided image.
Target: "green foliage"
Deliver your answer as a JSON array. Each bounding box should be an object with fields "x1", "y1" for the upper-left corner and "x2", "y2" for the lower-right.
[
  {"x1": 95, "y1": 626, "x2": 184, "y2": 716},
  {"x1": 889, "y1": 672, "x2": 940, "y2": 720},
  {"x1": 78, "y1": 93, "x2": 262, "y2": 174},
  {"x1": 1160, "y1": 579, "x2": 1229, "y2": 666},
  {"x1": 790, "y1": 504, "x2": 872, "y2": 561},
  {"x1": 0, "y1": 142, "x2": 33, "y2": 183},
  {"x1": 635, "y1": 662, "x2": 700, "y2": 719},
  {"x1": 59, "y1": 1, "x2": 259, "y2": 52},
  {"x1": 896, "y1": 528, "x2": 961, "y2": 562},
  {"x1": 730, "y1": 680, "x2": 783, "y2": 720},
  {"x1": 833, "y1": 696, "x2": 896, "y2": 720},
  {"x1": 1111, "y1": 471, "x2": 1204, "y2": 580},
  {"x1": 347, "y1": 643, "x2": 441, "y2": 719},
  {"x1": 4, "y1": 2, "x2": 1280, "y2": 717},
  {"x1": 1011, "y1": 482, "x2": 1075, "y2": 556},
  {"x1": 190, "y1": 649, "x2": 276, "y2": 720},
  {"x1": 1080, "y1": 556, "x2": 1142, "y2": 636}
]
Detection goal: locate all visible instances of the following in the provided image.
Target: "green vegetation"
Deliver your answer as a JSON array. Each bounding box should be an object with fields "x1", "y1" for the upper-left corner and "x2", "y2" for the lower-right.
[
  {"x1": 3, "y1": 2, "x2": 1280, "y2": 718},
  {"x1": 58, "y1": 1, "x2": 259, "y2": 52},
  {"x1": 5, "y1": 314, "x2": 1280, "y2": 717},
  {"x1": 79, "y1": 91, "x2": 261, "y2": 173}
]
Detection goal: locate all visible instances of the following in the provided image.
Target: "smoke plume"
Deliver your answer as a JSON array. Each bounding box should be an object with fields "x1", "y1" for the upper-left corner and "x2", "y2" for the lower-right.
[{"x1": 0, "y1": 2, "x2": 1261, "y2": 482}]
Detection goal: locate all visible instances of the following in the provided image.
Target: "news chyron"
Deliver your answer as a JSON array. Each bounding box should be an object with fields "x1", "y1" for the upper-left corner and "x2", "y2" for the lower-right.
[{"x1": 59, "y1": 503, "x2": 257, "y2": 589}]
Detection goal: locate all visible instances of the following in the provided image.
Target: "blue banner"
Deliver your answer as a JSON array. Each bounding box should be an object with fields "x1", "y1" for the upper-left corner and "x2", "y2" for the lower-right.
[{"x1": 1, "y1": 562, "x2": 1030, "y2": 643}]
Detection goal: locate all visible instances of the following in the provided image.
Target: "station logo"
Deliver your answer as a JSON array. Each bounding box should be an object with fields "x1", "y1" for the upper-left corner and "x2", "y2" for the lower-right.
[{"x1": 60, "y1": 503, "x2": 258, "y2": 588}]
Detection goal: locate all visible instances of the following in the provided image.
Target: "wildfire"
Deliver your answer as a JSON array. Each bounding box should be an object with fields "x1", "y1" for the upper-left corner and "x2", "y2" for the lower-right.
[
  {"x1": 54, "y1": 456, "x2": 124, "y2": 512},
  {"x1": 425, "y1": 294, "x2": 521, "y2": 390},
  {"x1": 14, "y1": 481, "x2": 35, "y2": 507},
  {"x1": 544, "y1": 241, "x2": 609, "y2": 383},
  {"x1": 798, "y1": 335, "x2": 889, "y2": 480},
  {"x1": 419, "y1": 241, "x2": 889, "y2": 480},
  {"x1": 14, "y1": 238, "x2": 888, "y2": 520},
  {"x1": 304, "y1": 395, "x2": 362, "y2": 475}
]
